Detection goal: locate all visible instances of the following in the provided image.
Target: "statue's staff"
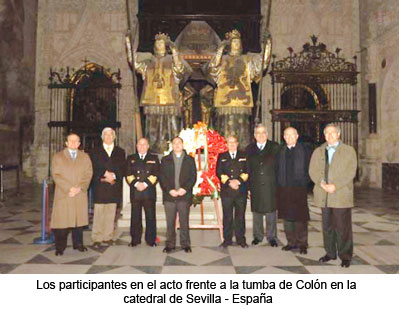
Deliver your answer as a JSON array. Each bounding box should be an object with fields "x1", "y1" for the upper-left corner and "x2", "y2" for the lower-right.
[
  {"x1": 255, "y1": 0, "x2": 273, "y2": 125},
  {"x1": 125, "y1": 0, "x2": 143, "y2": 144}
]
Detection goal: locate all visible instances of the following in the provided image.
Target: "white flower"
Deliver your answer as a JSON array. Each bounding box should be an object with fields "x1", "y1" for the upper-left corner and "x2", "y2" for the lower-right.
[{"x1": 192, "y1": 171, "x2": 204, "y2": 195}]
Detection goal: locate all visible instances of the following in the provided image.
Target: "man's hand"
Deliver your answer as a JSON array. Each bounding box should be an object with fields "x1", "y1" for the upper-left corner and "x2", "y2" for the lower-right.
[
  {"x1": 177, "y1": 188, "x2": 187, "y2": 196},
  {"x1": 104, "y1": 170, "x2": 116, "y2": 183},
  {"x1": 135, "y1": 182, "x2": 147, "y2": 192},
  {"x1": 321, "y1": 181, "x2": 336, "y2": 194},
  {"x1": 69, "y1": 187, "x2": 81, "y2": 197},
  {"x1": 169, "y1": 189, "x2": 179, "y2": 197},
  {"x1": 229, "y1": 179, "x2": 240, "y2": 190}
]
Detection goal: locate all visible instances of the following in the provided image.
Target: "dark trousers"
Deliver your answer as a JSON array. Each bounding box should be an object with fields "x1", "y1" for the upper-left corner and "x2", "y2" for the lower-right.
[
  {"x1": 322, "y1": 207, "x2": 353, "y2": 261},
  {"x1": 130, "y1": 198, "x2": 156, "y2": 245},
  {"x1": 164, "y1": 200, "x2": 190, "y2": 248},
  {"x1": 283, "y1": 220, "x2": 308, "y2": 248},
  {"x1": 221, "y1": 195, "x2": 247, "y2": 244},
  {"x1": 53, "y1": 226, "x2": 84, "y2": 253}
]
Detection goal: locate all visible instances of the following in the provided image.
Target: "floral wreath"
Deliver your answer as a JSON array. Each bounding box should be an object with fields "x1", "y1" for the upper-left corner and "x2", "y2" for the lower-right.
[{"x1": 165, "y1": 122, "x2": 227, "y2": 201}]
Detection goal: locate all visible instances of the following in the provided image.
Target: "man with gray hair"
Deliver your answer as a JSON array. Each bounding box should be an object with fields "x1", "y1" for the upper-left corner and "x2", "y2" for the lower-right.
[
  {"x1": 246, "y1": 124, "x2": 280, "y2": 247},
  {"x1": 276, "y1": 127, "x2": 311, "y2": 254},
  {"x1": 90, "y1": 127, "x2": 125, "y2": 248},
  {"x1": 309, "y1": 123, "x2": 357, "y2": 268}
]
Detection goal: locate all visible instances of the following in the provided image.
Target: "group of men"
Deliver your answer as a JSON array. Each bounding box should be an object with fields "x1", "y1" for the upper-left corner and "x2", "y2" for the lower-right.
[{"x1": 50, "y1": 122, "x2": 357, "y2": 268}]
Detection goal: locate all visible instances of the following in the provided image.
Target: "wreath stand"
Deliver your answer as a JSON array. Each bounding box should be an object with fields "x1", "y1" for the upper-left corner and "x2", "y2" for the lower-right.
[{"x1": 176, "y1": 149, "x2": 224, "y2": 241}]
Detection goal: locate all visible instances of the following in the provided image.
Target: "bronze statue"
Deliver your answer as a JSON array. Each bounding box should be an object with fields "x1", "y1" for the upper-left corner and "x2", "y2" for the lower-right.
[
  {"x1": 205, "y1": 29, "x2": 272, "y2": 147},
  {"x1": 126, "y1": 33, "x2": 192, "y2": 153}
]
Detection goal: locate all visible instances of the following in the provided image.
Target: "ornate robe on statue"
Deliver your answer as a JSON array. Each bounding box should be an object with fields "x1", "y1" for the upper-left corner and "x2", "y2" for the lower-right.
[
  {"x1": 207, "y1": 53, "x2": 263, "y2": 147},
  {"x1": 135, "y1": 53, "x2": 189, "y2": 153}
]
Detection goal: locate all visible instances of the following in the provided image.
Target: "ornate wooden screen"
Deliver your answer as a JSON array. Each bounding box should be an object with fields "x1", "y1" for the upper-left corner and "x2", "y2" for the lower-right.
[
  {"x1": 270, "y1": 35, "x2": 359, "y2": 151},
  {"x1": 47, "y1": 62, "x2": 121, "y2": 176}
]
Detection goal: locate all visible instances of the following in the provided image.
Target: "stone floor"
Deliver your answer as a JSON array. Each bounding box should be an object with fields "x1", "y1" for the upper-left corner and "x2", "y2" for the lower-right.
[{"x1": 0, "y1": 184, "x2": 398, "y2": 274}]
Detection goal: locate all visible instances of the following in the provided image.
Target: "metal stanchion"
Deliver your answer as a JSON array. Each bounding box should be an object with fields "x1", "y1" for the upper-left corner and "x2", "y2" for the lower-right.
[{"x1": 33, "y1": 179, "x2": 54, "y2": 244}]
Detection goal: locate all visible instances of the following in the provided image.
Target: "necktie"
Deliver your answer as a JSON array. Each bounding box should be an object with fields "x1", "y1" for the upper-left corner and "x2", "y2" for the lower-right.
[
  {"x1": 231, "y1": 153, "x2": 235, "y2": 160},
  {"x1": 71, "y1": 151, "x2": 76, "y2": 160},
  {"x1": 106, "y1": 146, "x2": 112, "y2": 156},
  {"x1": 259, "y1": 145, "x2": 263, "y2": 151}
]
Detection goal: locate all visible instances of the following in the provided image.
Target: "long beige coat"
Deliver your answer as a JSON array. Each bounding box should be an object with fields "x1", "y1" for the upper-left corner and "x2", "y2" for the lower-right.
[
  {"x1": 309, "y1": 142, "x2": 357, "y2": 208},
  {"x1": 50, "y1": 149, "x2": 93, "y2": 229}
]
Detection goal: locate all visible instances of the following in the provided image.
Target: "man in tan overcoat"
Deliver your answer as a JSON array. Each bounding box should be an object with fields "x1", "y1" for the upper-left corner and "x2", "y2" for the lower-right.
[
  {"x1": 51, "y1": 133, "x2": 93, "y2": 256},
  {"x1": 309, "y1": 123, "x2": 357, "y2": 268}
]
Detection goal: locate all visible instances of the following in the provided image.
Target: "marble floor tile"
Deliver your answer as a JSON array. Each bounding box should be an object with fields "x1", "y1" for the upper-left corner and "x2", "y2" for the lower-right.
[
  {"x1": 161, "y1": 266, "x2": 236, "y2": 274},
  {"x1": 354, "y1": 246, "x2": 399, "y2": 265},
  {"x1": 0, "y1": 244, "x2": 48, "y2": 264},
  {"x1": 305, "y1": 265, "x2": 385, "y2": 274},
  {"x1": 229, "y1": 246, "x2": 303, "y2": 266},
  {"x1": 361, "y1": 222, "x2": 399, "y2": 232},
  {"x1": 10, "y1": 264, "x2": 91, "y2": 274},
  {"x1": 168, "y1": 247, "x2": 228, "y2": 266},
  {"x1": 94, "y1": 245, "x2": 166, "y2": 266}
]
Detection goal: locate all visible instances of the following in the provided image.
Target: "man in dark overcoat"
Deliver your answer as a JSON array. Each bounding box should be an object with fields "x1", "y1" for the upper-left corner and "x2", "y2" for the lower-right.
[
  {"x1": 159, "y1": 137, "x2": 197, "y2": 253},
  {"x1": 216, "y1": 135, "x2": 249, "y2": 248},
  {"x1": 126, "y1": 137, "x2": 160, "y2": 247},
  {"x1": 276, "y1": 127, "x2": 311, "y2": 254},
  {"x1": 90, "y1": 128, "x2": 125, "y2": 248},
  {"x1": 246, "y1": 124, "x2": 280, "y2": 247}
]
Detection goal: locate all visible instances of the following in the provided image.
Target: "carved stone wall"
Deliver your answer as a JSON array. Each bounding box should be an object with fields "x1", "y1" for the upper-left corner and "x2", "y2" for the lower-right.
[
  {"x1": 0, "y1": 0, "x2": 37, "y2": 187},
  {"x1": 32, "y1": 0, "x2": 138, "y2": 181},
  {"x1": 358, "y1": 0, "x2": 399, "y2": 188}
]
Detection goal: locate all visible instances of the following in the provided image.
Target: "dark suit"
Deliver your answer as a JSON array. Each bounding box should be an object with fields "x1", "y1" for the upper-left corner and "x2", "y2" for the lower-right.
[
  {"x1": 216, "y1": 151, "x2": 248, "y2": 245},
  {"x1": 126, "y1": 153, "x2": 160, "y2": 245},
  {"x1": 90, "y1": 145, "x2": 126, "y2": 204},
  {"x1": 276, "y1": 143, "x2": 311, "y2": 248},
  {"x1": 159, "y1": 151, "x2": 196, "y2": 249},
  {"x1": 89, "y1": 145, "x2": 125, "y2": 243},
  {"x1": 246, "y1": 140, "x2": 280, "y2": 243}
]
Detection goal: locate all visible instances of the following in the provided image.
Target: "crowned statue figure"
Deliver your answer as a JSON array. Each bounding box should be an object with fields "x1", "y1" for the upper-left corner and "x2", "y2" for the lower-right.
[
  {"x1": 126, "y1": 33, "x2": 192, "y2": 153},
  {"x1": 205, "y1": 29, "x2": 272, "y2": 147}
]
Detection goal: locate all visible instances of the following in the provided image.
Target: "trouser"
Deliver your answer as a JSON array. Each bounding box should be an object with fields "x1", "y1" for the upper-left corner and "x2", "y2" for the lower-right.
[
  {"x1": 164, "y1": 200, "x2": 190, "y2": 248},
  {"x1": 221, "y1": 195, "x2": 247, "y2": 244},
  {"x1": 91, "y1": 203, "x2": 117, "y2": 242},
  {"x1": 130, "y1": 198, "x2": 156, "y2": 245},
  {"x1": 283, "y1": 220, "x2": 308, "y2": 248},
  {"x1": 53, "y1": 226, "x2": 84, "y2": 252},
  {"x1": 252, "y1": 211, "x2": 277, "y2": 242},
  {"x1": 322, "y1": 207, "x2": 353, "y2": 261}
]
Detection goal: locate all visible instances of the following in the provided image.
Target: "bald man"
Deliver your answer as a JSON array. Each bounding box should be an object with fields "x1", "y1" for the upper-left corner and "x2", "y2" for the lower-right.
[{"x1": 276, "y1": 127, "x2": 311, "y2": 254}]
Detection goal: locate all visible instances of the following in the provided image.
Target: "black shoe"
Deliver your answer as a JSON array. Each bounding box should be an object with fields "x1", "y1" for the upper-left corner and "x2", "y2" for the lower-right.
[
  {"x1": 55, "y1": 250, "x2": 64, "y2": 256},
  {"x1": 239, "y1": 242, "x2": 249, "y2": 248},
  {"x1": 269, "y1": 239, "x2": 278, "y2": 247},
  {"x1": 128, "y1": 241, "x2": 141, "y2": 247},
  {"x1": 103, "y1": 240, "x2": 114, "y2": 246},
  {"x1": 251, "y1": 239, "x2": 261, "y2": 245},
  {"x1": 282, "y1": 244, "x2": 296, "y2": 251},
  {"x1": 341, "y1": 260, "x2": 351, "y2": 268},
  {"x1": 147, "y1": 242, "x2": 157, "y2": 247},
  {"x1": 92, "y1": 242, "x2": 101, "y2": 248},
  {"x1": 299, "y1": 247, "x2": 308, "y2": 255},
  {"x1": 219, "y1": 241, "x2": 232, "y2": 248},
  {"x1": 183, "y1": 247, "x2": 192, "y2": 253},
  {"x1": 73, "y1": 245, "x2": 88, "y2": 252},
  {"x1": 319, "y1": 254, "x2": 337, "y2": 263},
  {"x1": 163, "y1": 247, "x2": 175, "y2": 253}
]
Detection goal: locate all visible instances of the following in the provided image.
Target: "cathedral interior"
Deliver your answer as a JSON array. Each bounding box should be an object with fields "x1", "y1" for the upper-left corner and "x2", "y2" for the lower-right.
[{"x1": 0, "y1": 0, "x2": 398, "y2": 274}]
